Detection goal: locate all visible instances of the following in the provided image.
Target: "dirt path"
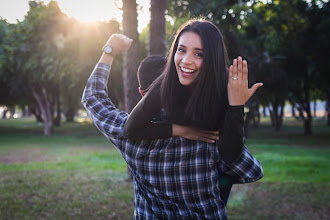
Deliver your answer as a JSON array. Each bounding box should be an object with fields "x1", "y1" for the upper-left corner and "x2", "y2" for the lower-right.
[{"x1": 0, "y1": 148, "x2": 52, "y2": 164}]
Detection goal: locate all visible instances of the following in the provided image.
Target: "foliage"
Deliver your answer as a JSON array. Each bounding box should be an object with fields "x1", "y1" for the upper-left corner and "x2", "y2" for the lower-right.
[
  {"x1": 166, "y1": 0, "x2": 330, "y2": 133},
  {"x1": 0, "y1": 1, "x2": 122, "y2": 134}
]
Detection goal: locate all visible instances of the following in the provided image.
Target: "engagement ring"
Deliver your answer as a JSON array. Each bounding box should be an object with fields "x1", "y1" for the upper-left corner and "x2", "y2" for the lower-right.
[{"x1": 232, "y1": 77, "x2": 238, "y2": 80}]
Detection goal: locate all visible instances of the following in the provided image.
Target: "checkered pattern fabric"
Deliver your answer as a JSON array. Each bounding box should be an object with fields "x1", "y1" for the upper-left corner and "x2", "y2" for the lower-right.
[{"x1": 82, "y1": 63, "x2": 263, "y2": 219}]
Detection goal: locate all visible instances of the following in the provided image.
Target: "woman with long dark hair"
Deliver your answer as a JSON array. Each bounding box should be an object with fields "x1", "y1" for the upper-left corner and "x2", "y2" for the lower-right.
[{"x1": 124, "y1": 19, "x2": 262, "y2": 163}]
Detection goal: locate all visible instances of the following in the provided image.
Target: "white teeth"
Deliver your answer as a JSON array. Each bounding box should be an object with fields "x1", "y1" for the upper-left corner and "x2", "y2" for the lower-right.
[{"x1": 181, "y1": 67, "x2": 194, "y2": 73}]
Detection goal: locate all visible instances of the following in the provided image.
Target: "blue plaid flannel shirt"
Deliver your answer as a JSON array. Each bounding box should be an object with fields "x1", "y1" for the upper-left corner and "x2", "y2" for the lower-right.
[{"x1": 82, "y1": 63, "x2": 263, "y2": 219}]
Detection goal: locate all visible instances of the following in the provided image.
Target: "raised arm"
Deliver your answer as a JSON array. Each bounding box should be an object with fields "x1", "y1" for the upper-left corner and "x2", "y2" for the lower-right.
[
  {"x1": 81, "y1": 34, "x2": 133, "y2": 144},
  {"x1": 218, "y1": 56, "x2": 263, "y2": 164}
]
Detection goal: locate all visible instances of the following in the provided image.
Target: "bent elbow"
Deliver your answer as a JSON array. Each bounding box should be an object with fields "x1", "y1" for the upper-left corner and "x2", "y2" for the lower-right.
[
  {"x1": 81, "y1": 90, "x2": 88, "y2": 105},
  {"x1": 81, "y1": 97, "x2": 86, "y2": 106}
]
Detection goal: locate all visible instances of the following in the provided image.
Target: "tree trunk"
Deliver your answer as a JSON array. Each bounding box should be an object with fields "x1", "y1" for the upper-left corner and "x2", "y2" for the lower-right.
[
  {"x1": 31, "y1": 85, "x2": 54, "y2": 136},
  {"x1": 304, "y1": 117, "x2": 312, "y2": 135},
  {"x1": 122, "y1": 0, "x2": 141, "y2": 113},
  {"x1": 10, "y1": 106, "x2": 15, "y2": 118},
  {"x1": 2, "y1": 107, "x2": 8, "y2": 119},
  {"x1": 21, "y1": 105, "x2": 28, "y2": 117},
  {"x1": 269, "y1": 105, "x2": 275, "y2": 127},
  {"x1": 29, "y1": 106, "x2": 43, "y2": 122},
  {"x1": 303, "y1": 81, "x2": 312, "y2": 135},
  {"x1": 122, "y1": 0, "x2": 141, "y2": 179},
  {"x1": 253, "y1": 104, "x2": 260, "y2": 128},
  {"x1": 271, "y1": 99, "x2": 284, "y2": 132},
  {"x1": 278, "y1": 102, "x2": 284, "y2": 130},
  {"x1": 291, "y1": 104, "x2": 296, "y2": 118},
  {"x1": 64, "y1": 94, "x2": 75, "y2": 122},
  {"x1": 54, "y1": 86, "x2": 61, "y2": 126},
  {"x1": 263, "y1": 105, "x2": 267, "y2": 117},
  {"x1": 65, "y1": 111, "x2": 74, "y2": 122},
  {"x1": 149, "y1": 0, "x2": 166, "y2": 56}
]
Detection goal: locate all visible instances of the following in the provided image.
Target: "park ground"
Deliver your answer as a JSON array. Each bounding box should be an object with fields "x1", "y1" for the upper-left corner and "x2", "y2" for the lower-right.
[{"x1": 0, "y1": 117, "x2": 329, "y2": 219}]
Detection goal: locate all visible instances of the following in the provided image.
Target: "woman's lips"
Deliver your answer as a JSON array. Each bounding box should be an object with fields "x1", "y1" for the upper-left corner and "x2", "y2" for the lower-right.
[{"x1": 180, "y1": 67, "x2": 194, "y2": 78}]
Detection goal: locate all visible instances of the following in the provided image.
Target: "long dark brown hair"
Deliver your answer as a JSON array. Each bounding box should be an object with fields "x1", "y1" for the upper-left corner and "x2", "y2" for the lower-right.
[{"x1": 156, "y1": 19, "x2": 229, "y2": 130}]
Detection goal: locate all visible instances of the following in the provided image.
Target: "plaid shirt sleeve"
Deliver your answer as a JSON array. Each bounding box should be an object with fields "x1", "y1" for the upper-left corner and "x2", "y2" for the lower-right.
[
  {"x1": 219, "y1": 146, "x2": 264, "y2": 184},
  {"x1": 81, "y1": 63, "x2": 128, "y2": 146}
]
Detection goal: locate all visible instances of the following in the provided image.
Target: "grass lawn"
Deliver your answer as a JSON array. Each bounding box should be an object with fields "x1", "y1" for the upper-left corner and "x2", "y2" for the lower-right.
[{"x1": 0, "y1": 117, "x2": 329, "y2": 219}]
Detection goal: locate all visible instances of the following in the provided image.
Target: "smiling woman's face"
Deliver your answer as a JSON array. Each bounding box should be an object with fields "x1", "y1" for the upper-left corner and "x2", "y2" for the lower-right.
[{"x1": 174, "y1": 31, "x2": 203, "y2": 88}]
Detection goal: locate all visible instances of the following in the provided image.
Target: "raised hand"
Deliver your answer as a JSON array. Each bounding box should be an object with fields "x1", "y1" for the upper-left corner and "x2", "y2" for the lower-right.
[
  {"x1": 172, "y1": 124, "x2": 219, "y2": 143},
  {"x1": 227, "y1": 56, "x2": 263, "y2": 106},
  {"x1": 106, "y1": 34, "x2": 133, "y2": 56}
]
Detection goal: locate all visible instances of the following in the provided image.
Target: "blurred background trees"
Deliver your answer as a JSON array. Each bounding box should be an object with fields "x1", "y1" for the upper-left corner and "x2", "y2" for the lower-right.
[
  {"x1": 0, "y1": 1, "x2": 122, "y2": 135},
  {"x1": 0, "y1": 0, "x2": 329, "y2": 136}
]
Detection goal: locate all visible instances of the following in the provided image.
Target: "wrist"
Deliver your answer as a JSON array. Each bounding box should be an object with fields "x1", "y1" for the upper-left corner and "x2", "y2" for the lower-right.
[
  {"x1": 98, "y1": 53, "x2": 114, "y2": 66},
  {"x1": 172, "y1": 124, "x2": 182, "y2": 137}
]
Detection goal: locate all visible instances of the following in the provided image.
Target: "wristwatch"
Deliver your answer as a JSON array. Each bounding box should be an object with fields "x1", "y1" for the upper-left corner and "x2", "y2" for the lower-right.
[{"x1": 102, "y1": 45, "x2": 113, "y2": 55}]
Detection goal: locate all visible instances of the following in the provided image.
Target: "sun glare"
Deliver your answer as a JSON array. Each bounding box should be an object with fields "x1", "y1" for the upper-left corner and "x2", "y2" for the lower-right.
[
  {"x1": 54, "y1": 0, "x2": 122, "y2": 23},
  {"x1": 45, "y1": 0, "x2": 150, "y2": 32},
  {"x1": 0, "y1": 0, "x2": 150, "y2": 32}
]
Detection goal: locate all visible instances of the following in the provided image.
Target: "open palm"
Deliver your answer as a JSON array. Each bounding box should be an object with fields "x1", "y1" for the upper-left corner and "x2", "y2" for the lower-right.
[{"x1": 227, "y1": 56, "x2": 263, "y2": 106}]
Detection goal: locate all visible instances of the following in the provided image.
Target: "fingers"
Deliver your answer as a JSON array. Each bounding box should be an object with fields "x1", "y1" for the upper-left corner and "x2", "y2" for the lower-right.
[
  {"x1": 231, "y1": 57, "x2": 245, "y2": 82},
  {"x1": 189, "y1": 129, "x2": 219, "y2": 143},
  {"x1": 230, "y1": 56, "x2": 248, "y2": 83},
  {"x1": 249, "y1": 82, "x2": 263, "y2": 97},
  {"x1": 243, "y1": 60, "x2": 248, "y2": 83},
  {"x1": 199, "y1": 137, "x2": 217, "y2": 143},
  {"x1": 229, "y1": 65, "x2": 233, "y2": 82},
  {"x1": 199, "y1": 130, "x2": 219, "y2": 143},
  {"x1": 208, "y1": 130, "x2": 219, "y2": 135},
  {"x1": 108, "y1": 34, "x2": 133, "y2": 54},
  {"x1": 237, "y1": 56, "x2": 243, "y2": 79},
  {"x1": 233, "y1": 58, "x2": 238, "y2": 80}
]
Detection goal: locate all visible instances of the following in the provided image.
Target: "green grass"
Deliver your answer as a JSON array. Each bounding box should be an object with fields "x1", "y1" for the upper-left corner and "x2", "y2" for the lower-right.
[{"x1": 0, "y1": 117, "x2": 329, "y2": 219}]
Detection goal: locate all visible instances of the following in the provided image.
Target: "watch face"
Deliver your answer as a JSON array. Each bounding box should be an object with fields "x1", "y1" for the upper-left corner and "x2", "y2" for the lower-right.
[{"x1": 104, "y1": 45, "x2": 112, "y2": 54}]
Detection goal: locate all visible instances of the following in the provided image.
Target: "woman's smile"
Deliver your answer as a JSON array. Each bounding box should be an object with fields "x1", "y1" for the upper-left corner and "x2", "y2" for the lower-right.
[
  {"x1": 180, "y1": 66, "x2": 195, "y2": 78},
  {"x1": 174, "y1": 31, "x2": 203, "y2": 88}
]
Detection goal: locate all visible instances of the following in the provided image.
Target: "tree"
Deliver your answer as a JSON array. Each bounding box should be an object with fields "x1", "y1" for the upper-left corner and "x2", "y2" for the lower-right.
[
  {"x1": 122, "y1": 0, "x2": 141, "y2": 112},
  {"x1": 0, "y1": 1, "x2": 66, "y2": 135},
  {"x1": 149, "y1": 0, "x2": 167, "y2": 55},
  {"x1": 0, "y1": 2, "x2": 124, "y2": 133},
  {"x1": 57, "y1": 19, "x2": 122, "y2": 121}
]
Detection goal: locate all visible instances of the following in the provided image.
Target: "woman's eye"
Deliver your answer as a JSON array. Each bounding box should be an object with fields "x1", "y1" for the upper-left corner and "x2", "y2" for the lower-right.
[
  {"x1": 195, "y1": 52, "x2": 203, "y2": 57},
  {"x1": 178, "y1": 48, "x2": 185, "y2": 53}
]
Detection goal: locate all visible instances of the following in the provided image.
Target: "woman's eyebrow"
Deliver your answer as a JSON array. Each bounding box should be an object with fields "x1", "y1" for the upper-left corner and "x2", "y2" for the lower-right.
[{"x1": 178, "y1": 44, "x2": 203, "y2": 51}]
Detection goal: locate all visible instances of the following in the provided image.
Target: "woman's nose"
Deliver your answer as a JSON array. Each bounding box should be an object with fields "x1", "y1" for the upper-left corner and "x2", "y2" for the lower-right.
[{"x1": 182, "y1": 53, "x2": 193, "y2": 64}]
